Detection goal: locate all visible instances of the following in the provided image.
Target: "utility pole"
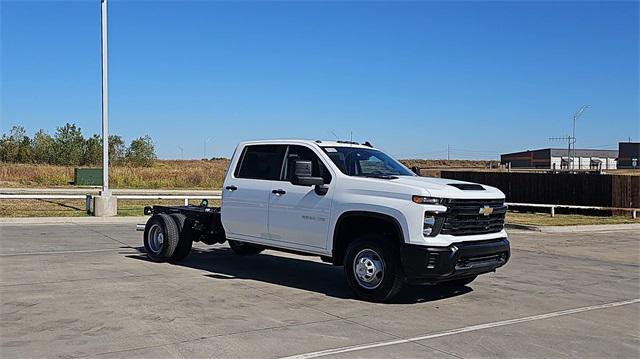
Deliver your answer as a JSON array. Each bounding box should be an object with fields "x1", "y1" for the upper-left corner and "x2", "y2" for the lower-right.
[
  {"x1": 178, "y1": 146, "x2": 184, "y2": 160},
  {"x1": 447, "y1": 144, "x2": 450, "y2": 161},
  {"x1": 571, "y1": 105, "x2": 590, "y2": 170}
]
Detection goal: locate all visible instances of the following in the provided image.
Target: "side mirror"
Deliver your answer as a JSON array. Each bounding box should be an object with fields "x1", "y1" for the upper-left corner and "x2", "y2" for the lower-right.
[{"x1": 292, "y1": 160, "x2": 324, "y2": 187}]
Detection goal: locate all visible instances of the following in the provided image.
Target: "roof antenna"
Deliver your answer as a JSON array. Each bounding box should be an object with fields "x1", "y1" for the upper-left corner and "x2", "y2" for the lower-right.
[{"x1": 330, "y1": 130, "x2": 339, "y2": 140}]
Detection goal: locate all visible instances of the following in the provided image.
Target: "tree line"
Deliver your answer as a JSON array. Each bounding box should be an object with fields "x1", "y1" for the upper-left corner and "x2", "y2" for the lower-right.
[{"x1": 0, "y1": 124, "x2": 157, "y2": 166}]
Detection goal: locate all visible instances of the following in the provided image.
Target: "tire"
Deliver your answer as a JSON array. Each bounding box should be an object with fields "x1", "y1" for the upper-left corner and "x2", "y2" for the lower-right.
[
  {"x1": 228, "y1": 239, "x2": 264, "y2": 255},
  {"x1": 344, "y1": 235, "x2": 404, "y2": 302},
  {"x1": 169, "y1": 213, "x2": 193, "y2": 262},
  {"x1": 441, "y1": 276, "x2": 477, "y2": 288},
  {"x1": 143, "y1": 214, "x2": 179, "y2": 262}
]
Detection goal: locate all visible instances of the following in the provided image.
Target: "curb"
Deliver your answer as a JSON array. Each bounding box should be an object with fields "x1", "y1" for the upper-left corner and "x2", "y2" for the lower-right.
[
  {"x1": 0, "y1": 216, "x2": 148, "y2": 225},
  {"x1": 537, "y1": 223, "x2": 640, "y2": 233},
  {"x1": 505, "y1": 223, "x2": 542, "y2": 232}
]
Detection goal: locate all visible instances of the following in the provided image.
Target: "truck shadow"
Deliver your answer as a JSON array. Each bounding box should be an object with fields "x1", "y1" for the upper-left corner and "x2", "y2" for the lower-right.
[{"x1": 127, "y1": 246, "x2": 472, "y2": 304}]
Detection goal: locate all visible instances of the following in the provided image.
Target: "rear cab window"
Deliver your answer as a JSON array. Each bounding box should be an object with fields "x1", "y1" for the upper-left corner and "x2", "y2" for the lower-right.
[{"x1": 235, "y1": 144, "x2": 287, "y2": 180}]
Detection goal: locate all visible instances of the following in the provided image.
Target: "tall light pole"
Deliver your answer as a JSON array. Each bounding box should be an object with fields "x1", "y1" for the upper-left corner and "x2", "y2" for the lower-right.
[
  {"x1": 101, "y1": 0, "x2": 109, "y2": 195},
  {"x1": 94, "y1": 0, "x2": 116, "y2": 216},
  {"x1": 571, "y1": 105, "x2": 590, "y2": 170}
]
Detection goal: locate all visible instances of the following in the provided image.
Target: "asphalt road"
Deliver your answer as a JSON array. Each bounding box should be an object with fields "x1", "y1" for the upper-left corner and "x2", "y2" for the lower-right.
[{"x1": 1, "y1": 220, "x2": 638, "y2": 358}]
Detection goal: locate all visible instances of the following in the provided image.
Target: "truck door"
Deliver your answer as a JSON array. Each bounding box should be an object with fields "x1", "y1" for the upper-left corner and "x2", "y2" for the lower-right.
[
  {"x1": 268, "y1": 145, "x2": 334, "y2": 250},
  {"x1": 221, "y1": 144, "x2": 287, "y2": 241}
]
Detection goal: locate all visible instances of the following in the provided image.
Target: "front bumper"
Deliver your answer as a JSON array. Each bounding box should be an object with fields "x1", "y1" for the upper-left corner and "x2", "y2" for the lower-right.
[{"x1": 400, "y1": 238, "x2": 510, "y2": 284}]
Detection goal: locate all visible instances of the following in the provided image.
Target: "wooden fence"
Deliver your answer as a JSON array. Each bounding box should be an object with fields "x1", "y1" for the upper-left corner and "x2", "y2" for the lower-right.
[{"x1": 440, "y1": 171, "x2": 639, "y2": 208}]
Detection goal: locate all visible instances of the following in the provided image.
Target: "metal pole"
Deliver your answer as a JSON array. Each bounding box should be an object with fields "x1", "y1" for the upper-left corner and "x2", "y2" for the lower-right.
[
  {"x1": 572, "y1": 114, "x2": 576, "y2": 170},
  {"x1": 101, "y1": 0, "x2": 110, "y2": 195},
  {"x1": 571, "y1": 105, "x2": 590, "y2": 170}
]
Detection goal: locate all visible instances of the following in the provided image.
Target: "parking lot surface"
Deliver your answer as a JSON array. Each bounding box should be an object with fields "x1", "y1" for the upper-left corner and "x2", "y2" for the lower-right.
[{"x1": 1, "y1": 219, "x2": 639, "y2": 358}]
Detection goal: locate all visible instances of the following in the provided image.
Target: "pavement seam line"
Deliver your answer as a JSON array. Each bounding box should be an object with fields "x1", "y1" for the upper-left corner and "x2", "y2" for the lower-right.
[
  {"x1": 280, "y1": 298, "x2": 640, "y2": 359},
  {"x1": 83, "y1": 317, "x2": 348, "y2": 359},
  {"x1": 0, "y1": 248, "x2": 130, "y2": 256},
  {"x1": 75, "y1": 222, "x2": 137, "y2": 248},
  {"x1": 234, "y1": 279, "x2": 462, "y2": 358}
]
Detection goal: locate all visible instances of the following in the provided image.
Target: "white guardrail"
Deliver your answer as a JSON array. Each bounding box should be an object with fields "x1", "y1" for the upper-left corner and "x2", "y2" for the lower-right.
[
  {"x1": 0, "y1": 193, "x2": 222, "y2": 212},
  {"x1": 0, "y1": 192, "x2": 636, "y2": 218}
]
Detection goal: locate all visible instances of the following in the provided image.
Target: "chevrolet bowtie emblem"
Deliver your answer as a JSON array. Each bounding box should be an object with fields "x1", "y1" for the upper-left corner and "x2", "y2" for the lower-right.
[{"x1": 479, "y1": 206, "x2": 494, "y2": 216}]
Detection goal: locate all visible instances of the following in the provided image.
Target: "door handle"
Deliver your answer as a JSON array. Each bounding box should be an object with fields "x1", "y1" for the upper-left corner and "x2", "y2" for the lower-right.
[
  {"x1": 225, "y1": 185, "x2": 238, "y2": 191},
  {"x1": 272, "y1": 189, "x2": 286, "y2": 195}
]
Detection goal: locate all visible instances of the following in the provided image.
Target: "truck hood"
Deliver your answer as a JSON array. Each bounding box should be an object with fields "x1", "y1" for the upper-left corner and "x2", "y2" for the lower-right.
[{"x1": 391, "y1": 176, "x2": 505, "y2": 199}]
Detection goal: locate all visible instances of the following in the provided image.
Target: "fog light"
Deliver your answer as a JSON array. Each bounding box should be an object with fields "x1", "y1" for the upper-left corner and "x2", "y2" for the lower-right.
[
  {"x1": 426, "y1": 253, "x2": 439, "y2": 269},
  {"x1": 423, "y1": 215, "x2": 435, "y2": 236}
]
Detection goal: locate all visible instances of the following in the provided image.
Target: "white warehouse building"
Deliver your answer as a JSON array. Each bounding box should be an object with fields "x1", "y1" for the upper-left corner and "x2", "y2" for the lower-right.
[{"x1": 500, "y1": 148, "x2": 618, "y2": 170}]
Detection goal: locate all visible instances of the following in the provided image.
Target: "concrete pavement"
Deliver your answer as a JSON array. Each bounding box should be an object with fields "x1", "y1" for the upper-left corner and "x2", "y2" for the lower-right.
[{"x1": 1, "y1": 223, "x2": 638, "y2": 358}]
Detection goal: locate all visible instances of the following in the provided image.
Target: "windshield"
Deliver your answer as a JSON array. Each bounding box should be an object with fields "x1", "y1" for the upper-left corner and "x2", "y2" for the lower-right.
[{"x1": 321, "y1": 147, "x2": 414, "y2": 178}]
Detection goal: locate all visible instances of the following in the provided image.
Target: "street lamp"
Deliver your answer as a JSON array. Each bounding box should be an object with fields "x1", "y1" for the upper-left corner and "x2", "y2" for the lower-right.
[
  {"x1": 101, "y1": 0, "x2": 109, "y2": 194},
  {"x1": 94, "y1": 0, "x2": 117, "y2": 216}
]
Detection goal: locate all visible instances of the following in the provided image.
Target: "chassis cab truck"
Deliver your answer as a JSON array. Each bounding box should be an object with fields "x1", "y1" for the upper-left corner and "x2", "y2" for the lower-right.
[{"x1": 142, "y1": 140, "x2": 510, "y2": 302}]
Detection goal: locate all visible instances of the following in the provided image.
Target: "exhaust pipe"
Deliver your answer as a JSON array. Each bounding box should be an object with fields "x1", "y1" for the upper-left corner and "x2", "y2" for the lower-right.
[{"x1": 136, "y1": 224, "x2": 145, "y2": 232}]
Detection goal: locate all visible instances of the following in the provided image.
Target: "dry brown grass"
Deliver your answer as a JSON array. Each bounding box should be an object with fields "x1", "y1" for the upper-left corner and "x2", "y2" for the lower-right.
[
  {"x1": 0, "y1": 159, "x2": 493, "y2": 189},
  {"x1": 0, "y1": 160, "x2": 229, "y2": 189},
  {"x1": 506, "y1": 212, "x2": 640, "y2": 226}
]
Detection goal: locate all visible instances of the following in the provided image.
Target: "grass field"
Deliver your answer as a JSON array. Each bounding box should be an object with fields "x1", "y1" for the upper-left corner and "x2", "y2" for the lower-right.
[
  {"x1": 0, "y1": 160, "x2": 229, "y2": 189},
  {"x1": 506, "y1": 212, "x2": 639, "y2": 226}
]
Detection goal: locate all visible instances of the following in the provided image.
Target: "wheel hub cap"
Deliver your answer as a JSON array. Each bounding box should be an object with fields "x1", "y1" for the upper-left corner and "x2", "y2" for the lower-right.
[
  {"x1": 353, "y1": 249, "x2": 384, "y2": 289},
  {"x1": 148, "y1": 224, "x2": 164, "y2": 254}
]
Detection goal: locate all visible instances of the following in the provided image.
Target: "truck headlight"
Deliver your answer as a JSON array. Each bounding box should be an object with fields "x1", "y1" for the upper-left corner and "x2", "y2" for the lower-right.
[
  {"x1": 423, "y1": 215, "x2": 436, "y2": 236},
  {"x1": 412, "y1": 196, "x2": 443, "y2": 205}
]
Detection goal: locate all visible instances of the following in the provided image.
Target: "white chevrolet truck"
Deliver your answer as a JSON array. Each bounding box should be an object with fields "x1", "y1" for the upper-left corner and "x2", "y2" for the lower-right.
[{"x1": 141, "y1": 140, "x2": 510, "y2": 302}]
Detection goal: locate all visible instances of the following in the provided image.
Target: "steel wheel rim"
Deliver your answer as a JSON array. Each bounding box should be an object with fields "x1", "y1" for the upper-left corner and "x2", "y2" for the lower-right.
[
  {"x1": 353, "y1": 248, "x2": 385, "y2": 289},
  {"x1": 148, "y1": 224, "x2": 164, "y2": 254}
]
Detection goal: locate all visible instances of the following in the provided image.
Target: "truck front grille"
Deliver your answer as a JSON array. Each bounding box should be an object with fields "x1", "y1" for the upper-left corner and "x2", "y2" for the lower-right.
[{"x1": 440, "y1": 199, "x2": 506, "y2": 236}]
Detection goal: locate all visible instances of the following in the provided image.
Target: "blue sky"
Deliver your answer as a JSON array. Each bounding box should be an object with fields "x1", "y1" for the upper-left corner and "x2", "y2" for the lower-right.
[{"x1": 1, "y1": 0, "x2": 638, "y2": 159}]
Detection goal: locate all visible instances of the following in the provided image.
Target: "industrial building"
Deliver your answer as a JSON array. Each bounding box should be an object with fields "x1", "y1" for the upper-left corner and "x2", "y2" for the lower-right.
[
  {"x1": 500, "y1": 148, "x2": 619, "y2": 170},
  {"x1": 617, "y1": 142, "x2": 639, "y2": 169}
]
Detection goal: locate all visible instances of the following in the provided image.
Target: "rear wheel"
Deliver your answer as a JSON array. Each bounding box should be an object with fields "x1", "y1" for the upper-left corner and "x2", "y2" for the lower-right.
[
  {"x1": 169, "y1": 213, "x2": 193, "y2": 262},
  {"x1": 228, "y1": 239, "x2": 264, "y2": 255},
  {"x1": 143, "y1": 214, "x2": 179, "y2": 262},
  {"x1": 344, "y1": 235, "x2": 403, "y2": 302}
]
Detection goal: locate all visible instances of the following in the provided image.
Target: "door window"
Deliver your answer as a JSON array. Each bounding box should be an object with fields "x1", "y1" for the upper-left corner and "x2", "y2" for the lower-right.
[
  {"x1": 284, "y1": 145, "x2": 332, "y2": 184},
  {"x1": 235, "y1": 145, "x2": 287, "y2": 180}
]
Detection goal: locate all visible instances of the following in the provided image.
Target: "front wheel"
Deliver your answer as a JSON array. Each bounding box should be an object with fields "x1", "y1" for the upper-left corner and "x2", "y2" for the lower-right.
[{"x1": 344, "y1": 235, "x2": 403, "y2": 302}]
